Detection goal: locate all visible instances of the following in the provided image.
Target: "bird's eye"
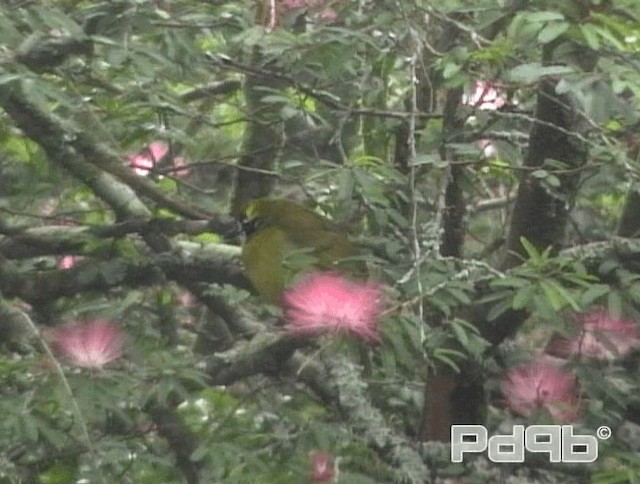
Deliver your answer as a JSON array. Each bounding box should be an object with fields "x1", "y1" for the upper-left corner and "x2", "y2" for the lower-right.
[{"x1": 241, "y1": 217, "x2": 260, "y2": 237}]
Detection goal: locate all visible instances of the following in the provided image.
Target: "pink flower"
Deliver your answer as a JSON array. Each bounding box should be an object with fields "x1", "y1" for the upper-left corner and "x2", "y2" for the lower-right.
[
  {"x1": 318, "y1": 8, "x2": 337, "y2": 21},
  {"x1": 546, "y1": 309, "x2": 639, "y2": 361},
  {"x1": 128, "y1": 140, "x2": 169, "y2": 176},
  {"x1": 177, "y1": 291, "x2": 195, "y2": 308},
  {"x1": 51, "y1": 319, "x2": 124, "y2": 368},
  {"x1": 501, "y1": 361, "x2": 580, "y2": 422},
  {"x1": 177, "y1": 291, "x2": 196, "y2": 326},
  {"x1": 283, "y1": 272, "x2": 382, "y2": 343},
  {"x1": 462, "y1": 81, "x2": 506, "y2": 110},
  {"x1": 58, "y1": 255, "x2": 81, "y2": 269},
  {"x1": 310, "y1": 452, "x2": 335, "y2": 482},
  {"x1": 476, "y1": 138, "x2": 498, "y2": 158}
]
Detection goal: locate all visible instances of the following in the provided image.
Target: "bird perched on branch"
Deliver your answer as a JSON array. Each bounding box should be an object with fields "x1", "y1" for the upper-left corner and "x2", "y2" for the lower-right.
[{"x1": 237, "y1": 198, "x2": 365, "y2": 304}]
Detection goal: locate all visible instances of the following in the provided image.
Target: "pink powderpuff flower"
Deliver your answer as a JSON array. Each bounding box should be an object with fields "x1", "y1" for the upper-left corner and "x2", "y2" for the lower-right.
[
  {"x1": 502, "y1": 361, "x2": 580, "y2": 422},
  {"x1": 51, "y1": 319, "x2": 124, "y2": 368},
  {"x1": 58, "y1": 255, "x2": 82, "y2": 269},
  {"x1": 462, "y1": 81, "x2": 506, "y2": 110},
  {"x1": 546, "y1": 309, "x2": 640, "y2": 361},
  {"x1": 283, "y1": 272, "x2": 382, "y2": 343},
  {"x1": 310, "y1": 452, "x2": 335, "y2": 482},
  {"x1": 128, "y1": 140, "x2": 169, "y2": 176}
]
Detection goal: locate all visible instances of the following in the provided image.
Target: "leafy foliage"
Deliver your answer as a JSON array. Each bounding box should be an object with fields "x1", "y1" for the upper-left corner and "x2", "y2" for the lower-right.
[{"x1": 1, "y1": 1, "x2": 640, "y2": 483}]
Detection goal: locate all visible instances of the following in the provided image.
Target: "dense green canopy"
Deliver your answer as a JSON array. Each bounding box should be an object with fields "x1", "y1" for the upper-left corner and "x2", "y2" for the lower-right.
[{"x1": 1, "y1": 1, "x2": 639, "y2": 482}]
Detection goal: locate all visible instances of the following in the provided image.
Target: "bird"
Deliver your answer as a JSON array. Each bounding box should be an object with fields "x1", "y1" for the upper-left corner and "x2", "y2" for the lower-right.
[{"x1": 237, "y1": 198, "x2": 364, "y2": 304}]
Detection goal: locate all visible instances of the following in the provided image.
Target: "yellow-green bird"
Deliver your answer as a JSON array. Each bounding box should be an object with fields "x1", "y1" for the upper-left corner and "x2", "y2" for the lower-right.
[{"x1": 238, "y1": 198, "x2": 364, "y2": 304}]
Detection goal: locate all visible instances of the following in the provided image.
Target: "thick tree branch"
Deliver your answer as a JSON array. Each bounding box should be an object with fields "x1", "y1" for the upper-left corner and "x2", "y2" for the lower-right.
[
  {"x1": 617, "y1": 186, "x2": 640, "y2": 238},
  {"x1": 206, "y1": 334, "x2": 303, "y2": 385},
  {"x1": 0, "y1": 85, "x2": 210, "y2": 220},
  {"x1": 440, "y1": 87, "x2": 467, "y2": 258},
  {"x1": 0, "y1": 217, "x2": 238, "y2": 259},
  {"x1": 146, "y1": 402, "x2": 202, "y2": 484},
  {"x1": 15, "y1": 35, "x2": 92, "y2": 72},
  {"x1": 180, "y1": 80, "x2": 242, "y2": 102},
  {"x1": 206, "y1": 338, "x2": 429, "y2": 480},
  {"x1": 0, "y1": 242, "x2": 250, "y2": 302},
  {"x1": 0, "y1": 89, "x2": 154, "y2": 221},
  {"x1": 502, "y1": 79, "x2": 588, "y2": 269}
]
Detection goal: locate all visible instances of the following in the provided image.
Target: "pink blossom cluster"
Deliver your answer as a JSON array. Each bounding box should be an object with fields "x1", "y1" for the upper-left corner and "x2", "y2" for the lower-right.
[
  {"x1": 58, "y1": 255, "x2": 82, "y2": 269},
  {"x1": 501, "y1": 309, "x2": 639, "y2": 422},
  {"x1": 282, "y1": 272, "x2": 382, "y2": 343},
  {"x1": 310, "y1": 451, "x2": 335, "y2": 482},
  {"x1": 461, "y1": 81, "x2": 507, "y2": 158},
  {"x1": 462, "y1": 81, "x2": 506, "y2": 111},
  {"x1": 127, "y1": 140, "x2": 189, "y2": 178},
  {"x1": 546, "y1": 309, "x2": 640, "y2": 361},
  {"x1": 501, "y1": 361, "x2": 580, "y2": 422},
  {"x1": 51, "y1": 319, "x2": 124, "y2": 369}
]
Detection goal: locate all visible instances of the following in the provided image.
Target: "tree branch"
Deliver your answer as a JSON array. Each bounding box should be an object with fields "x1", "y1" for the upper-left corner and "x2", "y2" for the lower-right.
[
  {"x1": 0, "y1": 218, "x2": 238, "y2": 259},
  {"x1": 0, "y1": 85, "x2": 210, "y2": 220}
]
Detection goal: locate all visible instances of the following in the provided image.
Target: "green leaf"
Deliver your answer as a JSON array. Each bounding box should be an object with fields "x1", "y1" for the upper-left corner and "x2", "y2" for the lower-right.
[
  {"x1": 532, "y1": 169, "x2": 548, "y2": 178},
  {"x1": 525, "y1": 11, "x2": 566, "y2": 23},
  {"x1": 409, "y1": 154, "x2": 445, "y2": 167},
  {"x1": 507, "y1": 63, "x2": 575, "y2": 83},
  {"x1": 547, "y1": 280, "x2": 580, "y2": 311},
  {"x1": 520, "y1": 237, "x2": 541, "y2": 262},
  {"x1": 433, "y1": 348, "x2": 465, "y2": 372},
  {"x1": 194, "y1": 232, "x2": 222, "y2": 244},
  {"x1": 487, "y1": 298, "x2": 513, "y2": 321},
  {"x1": 593, "y1": 25, "x2": 625, "y2": 50},
  {"x1": 538, "y1": 22, "x2": 569, "y2": 44},
  {"x1": 628, "y1": 283, "x2": 640, "y2": 304},
  {"x1": 512, "y1": 284, "x2": 537, "y2": 310},
  {"x1": 580, "y1": 24, "x2": 601, "y2": 50},
  {"x1": 446, "y1": 286, "x2": 472, "y2": 305},
  {"x1": 0, "y1": 14, "x2": 23, "y2": 46},
  {"x1": 191, "y1": 444, "x2": 210, "y2": 463},
  {"x1": 540, "y1": 280, "x2": 565, "y2": 311},
  {"x1": 429, "y1": 295, "x2": 452, "y2": 318},
  {"x1": 442, "y1": 61, "x2": 462, "y2": 79},
  {"x1": 476, "y1": 289, "x2": 514, "y2": 305},
  {"x1": 33, "y1": 6, "x2": 85, "y2": 36},
  {"x1": 450, "y1": 320, "x2": 469, "y2": 347},
  {"x1": 16, "y1": 414, "x2": 38, "y2": 442},
  {"x1": 580, "y1": 284, "x2": 610, "y2": 306},
  {"x1": 599, "y1": 259, "x2": 620, "y2": 274},
  {"x1": 607, "y1": 291, "x2": 623, "y2": 318},
  {"x1": 491, "y1": 276, "x2": 531, "y2": 289}
]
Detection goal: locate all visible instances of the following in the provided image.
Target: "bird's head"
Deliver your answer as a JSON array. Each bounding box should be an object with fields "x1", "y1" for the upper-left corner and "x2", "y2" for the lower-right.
[
  {"x1": 238, "y1": 199, "x2": 280, "y2": 239},
  {"x1": 238, "y1": 198, "x2": 335, "y2": 240}
]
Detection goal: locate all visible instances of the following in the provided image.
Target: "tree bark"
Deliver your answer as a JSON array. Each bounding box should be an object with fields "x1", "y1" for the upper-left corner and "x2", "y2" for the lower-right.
[
  {"x1": 423, "y1": 47, "x2": 590, "y2": 441},
  {"x1": 617, "y1": 187, "x2": 640, "y2": 238},
  {"x1": 502, "y1": 79, "x2": 587, "y2": 269}
]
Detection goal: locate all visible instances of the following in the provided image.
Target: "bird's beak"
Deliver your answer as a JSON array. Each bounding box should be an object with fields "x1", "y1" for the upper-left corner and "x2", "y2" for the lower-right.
[{"x1": 230, "y1": 222, "x2": 245, "y2": 243}]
